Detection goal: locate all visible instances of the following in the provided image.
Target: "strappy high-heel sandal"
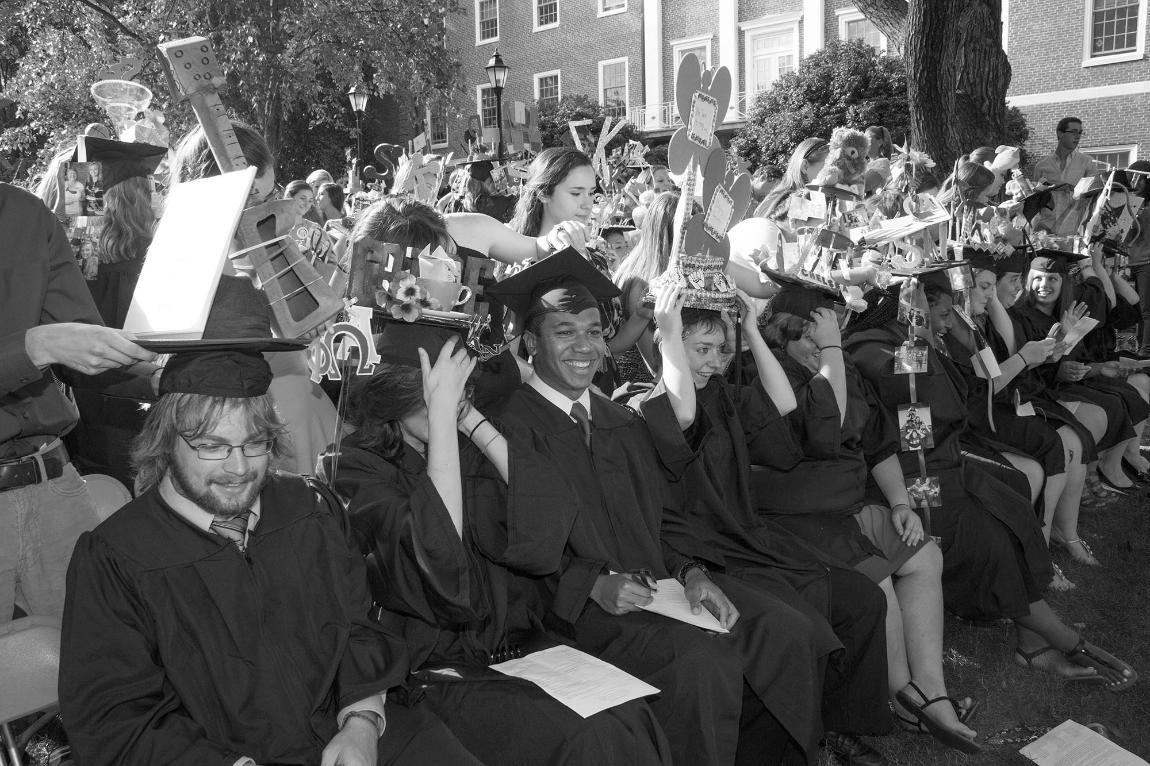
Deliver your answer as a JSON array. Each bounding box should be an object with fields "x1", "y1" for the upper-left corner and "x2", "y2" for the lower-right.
[
  {"x1": 1051, "y1": 533, "x2": 1101, "y2": 566},
  {"x1": 894, "y1": 681, "x2": 982, "y2": 754}
]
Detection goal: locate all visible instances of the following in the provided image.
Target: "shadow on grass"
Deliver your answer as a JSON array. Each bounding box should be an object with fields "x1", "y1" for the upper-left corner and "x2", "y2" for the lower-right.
[{"x1": 823, "y1": 488, "x2": 1150, "y2": 765}]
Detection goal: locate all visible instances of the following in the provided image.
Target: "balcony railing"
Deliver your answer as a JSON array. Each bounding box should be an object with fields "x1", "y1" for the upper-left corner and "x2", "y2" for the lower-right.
[{"x1": 628, "y1": 91, "x2": 755, "y2": 132}]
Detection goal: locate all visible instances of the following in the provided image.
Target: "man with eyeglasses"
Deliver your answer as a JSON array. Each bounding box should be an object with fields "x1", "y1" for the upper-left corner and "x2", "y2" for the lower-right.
[
  {"x1": 59, "y1": 348, "x2": 477, "y2": 766},
  {"x1": 1033, "y1": 116, "x2": 1096, "y2": 235}
]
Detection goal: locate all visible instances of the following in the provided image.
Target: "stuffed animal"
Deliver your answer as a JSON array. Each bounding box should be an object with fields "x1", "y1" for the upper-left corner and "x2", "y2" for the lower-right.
[
  {"x1": 811, "y1": 127, "x2": 870, "y2": 189},
  {"x1": 983, "y1": 145, "x2": 1020, "y2": 199}
]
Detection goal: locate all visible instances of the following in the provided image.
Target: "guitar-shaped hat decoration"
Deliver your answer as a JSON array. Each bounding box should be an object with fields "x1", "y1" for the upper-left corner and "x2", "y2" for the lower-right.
[{"x1": 158, "y1": 36, "x2": 343, "y2": 338}]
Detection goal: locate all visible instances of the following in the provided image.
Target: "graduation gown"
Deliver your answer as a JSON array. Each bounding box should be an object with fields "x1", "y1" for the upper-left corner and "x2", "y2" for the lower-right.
[
  {"x1": 59, "y1": 474, "x2": 409, "y2": 766},
  {"x1": 495, "y1": 384, "x2": 824, "y2": 765},
  {"x1": 328, "y1": 440, "x2": 672, "y2": 766},
  {"x1": 636, "y1": 377, "x2": 891, "y2": 737},
  {"x1": 846, "y1": 323, "x2": 1054, "y2": 621}
]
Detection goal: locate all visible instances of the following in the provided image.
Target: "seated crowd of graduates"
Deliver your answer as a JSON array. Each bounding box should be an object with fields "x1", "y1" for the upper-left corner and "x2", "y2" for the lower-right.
[{"x1": 42, "y1": 109, "x2": 1150, "y2": 766}]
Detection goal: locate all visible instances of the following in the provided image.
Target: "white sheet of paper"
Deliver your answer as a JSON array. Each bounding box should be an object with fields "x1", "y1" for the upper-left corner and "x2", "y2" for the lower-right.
[
  {"x1": 124, "y1": 168, "x2": 256, "y2": 338},
  {"x1": 491, "y1": 645, "x2": 660, "y2": 719},
  {"x1": 972, "y1": 348, "x2": 1002, "y2": 380},
  {"x1": 687, "y1": 91, "x2": 718, "y2": 148},
  {"x1": 1062, "y1": 400, "x2": 1081, "y2": 415},
  {"x1": 704, "y1": 185, "x2": 735, "y2": 242},
  {"x1": 639, "y1": 578, "x2": 730, "y2": 633},
  {"x1": 1060, "y1": 317, "x2": 1100, "y2": 353},
  {"x1": 1020, "y1": 720, "x2": 1148, "y2": 766},
  {"x1": 1119, "y1": 356, "x2": 1150, "y2": 370}
]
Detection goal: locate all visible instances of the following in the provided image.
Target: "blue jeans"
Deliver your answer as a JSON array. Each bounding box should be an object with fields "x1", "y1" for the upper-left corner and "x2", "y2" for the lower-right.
[
  {"x1": 1133, "y1": 263, "x2": 1150, "y2": 351},
  {"x1": 0, "y1": 461, "x2": 99, "y2": 623}
]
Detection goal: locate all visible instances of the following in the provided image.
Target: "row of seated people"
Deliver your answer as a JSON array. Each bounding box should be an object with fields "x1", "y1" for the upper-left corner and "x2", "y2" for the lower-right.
[{"x1": 58, "y1": 189, "x2": 1142, "y2": 766}]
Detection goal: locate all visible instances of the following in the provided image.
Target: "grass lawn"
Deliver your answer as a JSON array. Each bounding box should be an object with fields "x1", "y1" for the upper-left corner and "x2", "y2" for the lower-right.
[{"x1": 834, "y1": 465, "x2": 1150, "y2": 764}]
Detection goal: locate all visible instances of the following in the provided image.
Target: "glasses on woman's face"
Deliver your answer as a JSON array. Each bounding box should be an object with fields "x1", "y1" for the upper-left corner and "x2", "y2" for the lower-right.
[{"x1": 180, "y1": 435, "x2": 274, "y2": 461}]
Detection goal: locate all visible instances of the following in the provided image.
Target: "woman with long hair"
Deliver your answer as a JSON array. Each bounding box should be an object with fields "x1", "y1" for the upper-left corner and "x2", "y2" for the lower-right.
[
  {"x1": 753, "y1": 138, "x2": 830, "y2": 222},
  {"x1": 85, "y1": 175, "x2": 157, "y2": 328}
]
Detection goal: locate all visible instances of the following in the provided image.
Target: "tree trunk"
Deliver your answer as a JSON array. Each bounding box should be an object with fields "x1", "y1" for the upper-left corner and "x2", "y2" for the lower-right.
[
  {"x1": 854, "y1": 0, "x2": 908, "y2": 55},
  {"x1": 857, "y1": 0, "x2": 1011, "y2": 170}
]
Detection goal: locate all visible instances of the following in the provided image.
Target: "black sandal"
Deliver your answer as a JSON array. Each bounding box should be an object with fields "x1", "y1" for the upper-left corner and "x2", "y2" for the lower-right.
[
  {"x1": 1064, "y1": 639, "x2": 1139, "y2": 693},
  {"x1": 894, "y1": 681, "x2": 982, "y2": 754},
  {"x1": 1013, "y1": 645, "x2": 1108, "y2": 685}
]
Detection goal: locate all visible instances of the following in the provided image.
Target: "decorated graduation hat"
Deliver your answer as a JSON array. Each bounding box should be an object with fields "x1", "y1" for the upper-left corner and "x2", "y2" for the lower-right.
[
  {"x1": 484, "y1": 247, "x2": 621, "y2": 328},
  {"x1": 154, "y1": 277, "x2": 308, "y2": 397},
  {"x1": 376, "y1": 321, "x2": 470, "y2": 368},
  {"x1": 767, "y1": 271, "x2": 845, "y2": 317},
  {"x1": 1030, "y1": 249, "x2": 1087, "y2": 274},
  {"x1": 76, "y1": 136, "x2": 167, "y2": 191},
  {"x1": 965, "y1": 245, "x2": 1031, "y2": 277}
]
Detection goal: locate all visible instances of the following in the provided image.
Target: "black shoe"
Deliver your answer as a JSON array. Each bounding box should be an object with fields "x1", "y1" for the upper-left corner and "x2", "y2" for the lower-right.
[{"x1": 823, "y1": 731, "x2": 890, "y2": 766}]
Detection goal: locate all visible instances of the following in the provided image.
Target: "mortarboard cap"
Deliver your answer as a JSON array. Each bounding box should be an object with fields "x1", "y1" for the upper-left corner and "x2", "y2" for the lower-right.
[
  {"x1": 485, "y1": 248, "x2": 621, "y2": 329},
  {"x1": 765, "y1": 270, "x2": 844, "y2": 317},
  {"x1": 1030, "y1": 249, "x2": 1087, "y2": 274},
  {"x1": 375, "y1": 322, "x2": 470, "y2": 368},
  {"x1": 965, "y1": 245, "x2": 1031, "y2": 277},
  {"x1": 158, "y1": 350, "x2": 272, "y2": 397},
  {"x1": 77, "y1": 136, "x2": 167, "y2": 191}
]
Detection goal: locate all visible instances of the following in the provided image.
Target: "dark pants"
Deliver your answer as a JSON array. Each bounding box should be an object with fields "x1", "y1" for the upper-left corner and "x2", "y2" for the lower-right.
[{"x1": 1132, "y1": 263, "x2": 1150, "y2": 352}]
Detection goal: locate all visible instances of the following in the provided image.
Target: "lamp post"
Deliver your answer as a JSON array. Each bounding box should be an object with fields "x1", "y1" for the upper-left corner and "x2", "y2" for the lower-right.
[
  {"x1": 347, "y1": 84, "x2": 369, "y2": 175},
  {"x1": 485, "y1": 50, "x2": 509, "y2": 162}
]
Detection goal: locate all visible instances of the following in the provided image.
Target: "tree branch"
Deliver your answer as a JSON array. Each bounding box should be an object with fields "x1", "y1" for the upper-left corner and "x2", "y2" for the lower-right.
[
  {"x1": 73, "y1": 0, "x2": 149, "y2": 45},
  {"x1": 855, "y1": 0, "x2": 909, "y2": 54}
]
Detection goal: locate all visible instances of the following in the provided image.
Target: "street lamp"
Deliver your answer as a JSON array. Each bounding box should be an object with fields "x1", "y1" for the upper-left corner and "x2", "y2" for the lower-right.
[
  {"x1": 485, "y1": 50, "x2": 509, "y2": 162},
  {"x1": 347, "y1": 84, "x2": 369, "y2": 174}
]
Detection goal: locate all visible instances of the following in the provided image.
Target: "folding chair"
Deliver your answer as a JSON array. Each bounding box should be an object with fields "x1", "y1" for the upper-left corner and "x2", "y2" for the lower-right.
[{"x1": 0, "y1": 616, "x2": 61, "y2": 765}]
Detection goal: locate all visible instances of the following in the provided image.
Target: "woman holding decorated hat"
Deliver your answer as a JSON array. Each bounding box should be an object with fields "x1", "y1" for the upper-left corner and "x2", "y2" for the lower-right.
[
  {"x1": 754, "y1": 279, "x2": 981, "y2": 753},
  {"x1": 844, "y1": 282, "x2": 1138, "y2": 693}
]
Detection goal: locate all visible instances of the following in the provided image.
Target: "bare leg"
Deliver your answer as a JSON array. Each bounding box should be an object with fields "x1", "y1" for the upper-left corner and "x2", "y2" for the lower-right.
[
  {"x1": 888, "y1": 545, "x2": 976, "y2": 739},
  {"x1": 1051, "y1": 426, "x2": 1098, "y2": 565},
  {"x1": 1003, "y1": 452, "x2": 1043, "y2": 505}
]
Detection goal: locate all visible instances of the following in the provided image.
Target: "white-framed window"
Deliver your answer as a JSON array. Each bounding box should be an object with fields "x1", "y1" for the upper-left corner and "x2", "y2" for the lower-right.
[
  {"x1": 475, "y1": 0, "x2": 499, "y2": 45},
  {"x1": 476, "y1": 84, "x2": 499, "y2": 129},
  {"x1": 534, "y1": 70, "x2": 561, "y2": 108},
  {"x1": 672, "y1": 35, "x2": 712, "y2": 75},
  {"x1": 534, "y1": 0, "x2": 559, "y2": 32},
  {"x1": 836, "y1": 7, "x2": 887, "y2": 51},
  {"x1": 1082, "y1": 0, "x2": 1146, "y2": 66},
  {"x1": 599, "y1": 0, "x2": 626, "y2": 17},
  {"x1": 428, "y1": 105, "x2": 449, "y2": 148},
  {"x1": 1083, "y1": 144, "x2": 1139, "y2": 170},
  {"x1": 742, "y1": 13, "x2": 801, "y2": 96},
  {"x1": 598, "y1": 57, "x2": 629, "y2": 118}
]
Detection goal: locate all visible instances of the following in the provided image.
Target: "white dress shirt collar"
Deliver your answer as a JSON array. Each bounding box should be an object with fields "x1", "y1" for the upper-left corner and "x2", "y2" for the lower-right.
[{"x1": 527, "y1": 372, "x2": 593, "y2": 420}]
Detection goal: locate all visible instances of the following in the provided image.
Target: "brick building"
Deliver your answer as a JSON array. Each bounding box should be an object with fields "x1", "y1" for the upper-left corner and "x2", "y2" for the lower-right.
[
  {"x1": 1006, "y1": 0, "x2": 1149, "y2": 171},
  {"x1": 435, "y1": 0, "x2": 886, "y2": 153},
  {"x1": 433, "y1": 0, "x2": 1148, "y2": 173}
]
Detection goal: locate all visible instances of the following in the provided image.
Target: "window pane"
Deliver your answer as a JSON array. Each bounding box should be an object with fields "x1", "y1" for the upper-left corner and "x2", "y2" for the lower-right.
[
  {"x1": 676, "y1": 45, "x2": 707, "y2": 68},
  {"x1": 1091, "y1": 0, "x2": 1138, "y2": 54},
  {"x1": 479, "y1": 0, "x2": 498, "y2": 40},
  {"x1": 749, "y1": 27, "x2": 797, "y2": 92},
  {"x1": 537, "y1": 0, "x2": 557, "y2": 27},
  {"x1": 601, "y1": 61, "x2": 627, "y2": 117},
  {"x1": 845, "y1": 17, "x2": 884, "y2": 48},
  {"x1": 601, "y1": 0, "x2": 625, "y2": 11},
  {"x1": 430, "y1": 107, "x2": 449, "y2": 145},
  {"x1": 1084, "y1": 149, "x2": 1133, "y2": 169},
  {"x1": 480, "y1": 87, "x2": 498, "y2": 128},
  {"x1": 537, "y1": 74, "x2": 559, "y2": 107}
]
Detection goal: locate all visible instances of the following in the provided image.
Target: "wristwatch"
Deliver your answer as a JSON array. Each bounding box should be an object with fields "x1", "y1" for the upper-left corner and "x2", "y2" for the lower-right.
[
  {"x1": 342, "y1": 710, "x2": 384, "y2": 739},
  {"x1": 676, "y1": 560, "x2": 709, "y2": 586}
]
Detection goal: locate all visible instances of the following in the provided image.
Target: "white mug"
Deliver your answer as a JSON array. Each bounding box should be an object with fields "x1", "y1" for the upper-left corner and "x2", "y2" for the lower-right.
[{"x1": 417, "y1": 278, "x2": 473, "y2": 309}]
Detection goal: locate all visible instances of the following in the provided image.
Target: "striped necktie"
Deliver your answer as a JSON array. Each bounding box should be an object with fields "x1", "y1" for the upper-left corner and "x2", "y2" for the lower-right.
[
  {"x1": 570, "y1": 402, "x2": 592, "y2": 449},
  {"x1": 210, "y1": 510, "x2": 253, "y2": 551}
]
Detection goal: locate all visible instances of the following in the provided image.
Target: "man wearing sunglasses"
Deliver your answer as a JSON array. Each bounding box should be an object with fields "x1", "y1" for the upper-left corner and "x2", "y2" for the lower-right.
[
  {"x1": 58, "y1": 348, "x2": 475, "y2": 766},
  {"x1": 1033, "y1": 116, "x2": 1096, "y2": 235}
]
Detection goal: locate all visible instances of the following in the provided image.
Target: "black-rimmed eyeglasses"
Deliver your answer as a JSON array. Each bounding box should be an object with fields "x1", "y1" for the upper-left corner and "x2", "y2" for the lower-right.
[{"x1": 180, "y1": 435, "x2": 274, "y2": 461}]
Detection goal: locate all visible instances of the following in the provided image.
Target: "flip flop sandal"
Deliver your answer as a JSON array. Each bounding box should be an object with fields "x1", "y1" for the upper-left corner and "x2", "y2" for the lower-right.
[
  {"x1": 1065, "y1": 639, "x2": 1139, "y2": 693},
  {"x1": 894, "y1": 681, "x2": 983, "y2": 754},
  {"x1": 1013, "y1": 645, "x2": 1108, "y2": 685}
]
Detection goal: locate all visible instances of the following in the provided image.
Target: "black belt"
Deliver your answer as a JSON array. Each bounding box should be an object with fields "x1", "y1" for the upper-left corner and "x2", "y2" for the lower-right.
[{"x1": 0, "y1": 442, "x2": 68, "y2": 493}]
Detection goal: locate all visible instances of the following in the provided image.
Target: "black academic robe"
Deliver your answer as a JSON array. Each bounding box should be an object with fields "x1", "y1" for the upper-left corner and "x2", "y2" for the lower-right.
[
  {"x1": 328, "y1": 440, "x2": 672, "y2": 766},
  {"x1": 495, "y1": 384, "x2": 823, "y2": 765},
  {"x1": 59, "y1": 474, "x2": 408, "y2": 766},
  {"x1": 1011, "y1": 293, "x2": 1138, "y2": 450},
  {"x1": 846, "y1": 323, "x2": 1054, "y2": 621},
  {"x1": 86, "y1": 257, "x2": 143, "y2": 329},
  {"x1": 636, "y1": 378, "x2": 892, "y2": 738}
]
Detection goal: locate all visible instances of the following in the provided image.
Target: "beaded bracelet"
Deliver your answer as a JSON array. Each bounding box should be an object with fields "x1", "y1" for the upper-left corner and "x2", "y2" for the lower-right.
[{"x1": 467, "y1": 418, "x2": 490, "y2": 441}]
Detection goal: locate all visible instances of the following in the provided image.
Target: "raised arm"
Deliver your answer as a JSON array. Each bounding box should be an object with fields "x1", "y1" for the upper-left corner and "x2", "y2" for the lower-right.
[
  {"x1": 418, "y1": 337, "x2": 478, "y2": 538},
  {"x1": 809, "y1": 307, "x2": 847, "y2": 425},
  {"x1": 651, "y1": 283, "x2": 694, "y2": 429},
  {"x1": 737, "y1": 291, "x2": 797, "y2": 416}
]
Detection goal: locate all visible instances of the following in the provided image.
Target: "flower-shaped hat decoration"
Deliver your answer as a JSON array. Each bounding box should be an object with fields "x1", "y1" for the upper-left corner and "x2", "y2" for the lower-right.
[
  {"x1": 667, "y1": 53, "x2": 731, "y2": 176},
  {"x1": 647, "y1": 146, "x2": 751, "y2": 311}
]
